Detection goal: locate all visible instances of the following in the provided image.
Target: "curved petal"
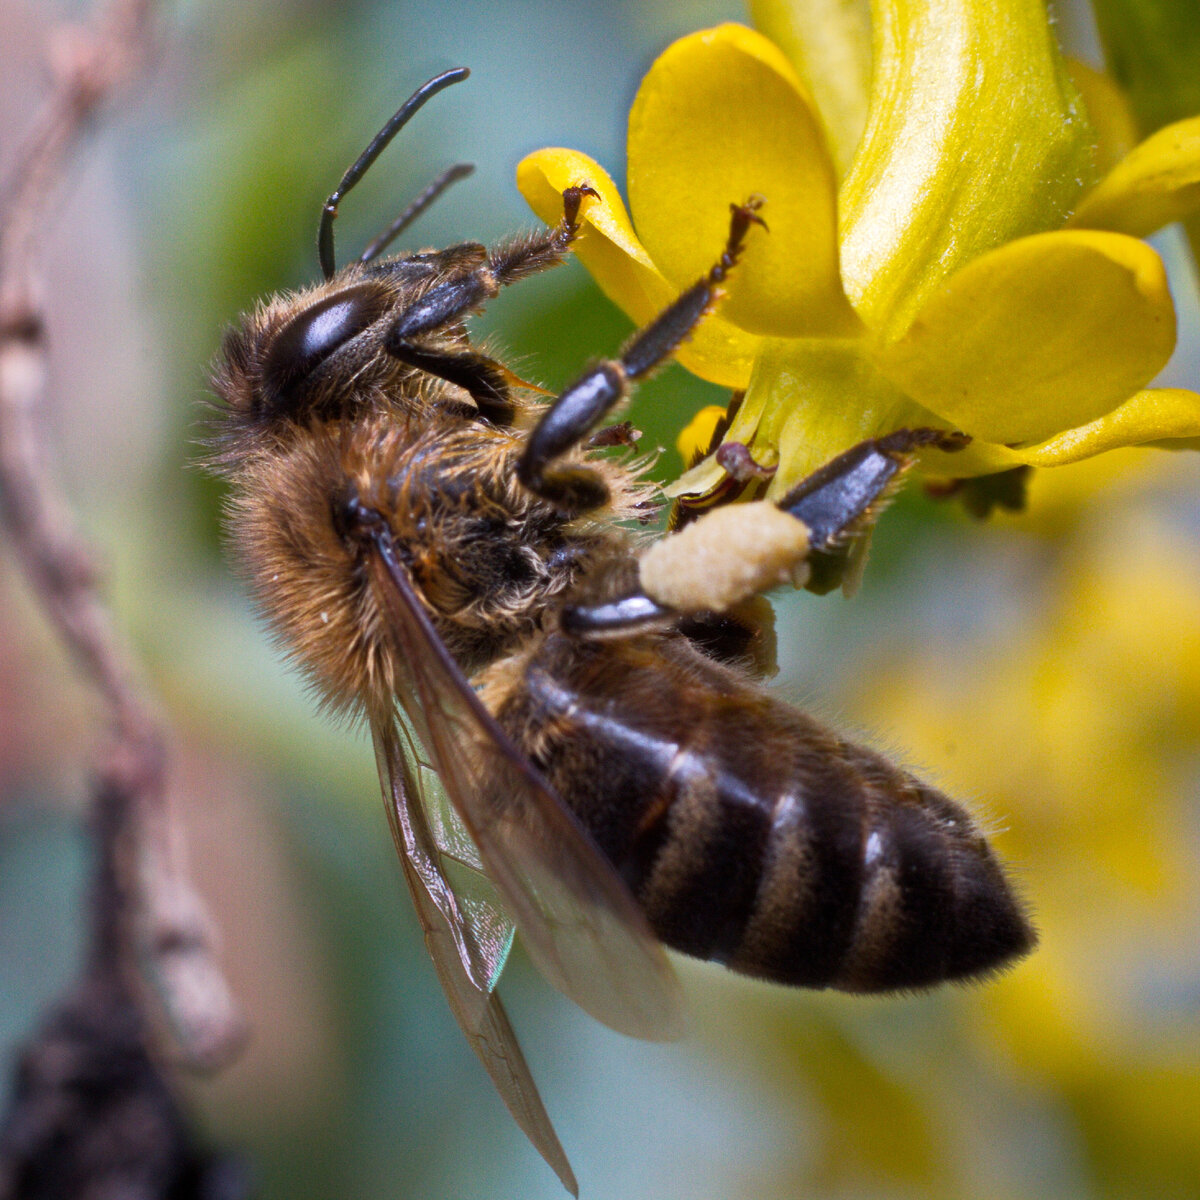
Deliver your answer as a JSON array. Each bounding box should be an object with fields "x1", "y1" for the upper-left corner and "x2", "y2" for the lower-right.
[
  {"x1": 916, "y1": 439, "x2": 1028, "y2": 479},
  {"x1": 517, "y1": 148, "x2": 759, "y2": 388},
  {"x1": 670, "y1": 337, "x2": 943, "y2": 497},
  {"x1": 626, "y1": 24, "x2": 858, "y2": 338},
  {"x1": 748, "y1": 0, "x2": 873, "y2": 179},
  {"x1": 1069, "y1": 116, "x2": 1200, "y2": 238},
  {"x1": 664, "y1": 453, "x2": 727, "y2": 502},
  {"x1": 1066, "y1": 58, "x2": 1139, "y2": 175},
  {"x1": 1010, "y1": 388, "x2": 1200, "y2": 466},
  {"x1": 838, "y1": 0, "x2": 1097, "y2": 337},
  {"x1": 875, "y1": 230, "x2": 1176, "y2": 445},
  {"x1": 676, "y1": 404, "x2": 727, "y2": 464}
]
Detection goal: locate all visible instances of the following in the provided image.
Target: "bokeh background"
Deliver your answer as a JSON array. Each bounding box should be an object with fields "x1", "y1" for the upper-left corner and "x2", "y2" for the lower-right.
[{"x1": 2, "y1": 1, "x2": 1199, "y2": 1197}]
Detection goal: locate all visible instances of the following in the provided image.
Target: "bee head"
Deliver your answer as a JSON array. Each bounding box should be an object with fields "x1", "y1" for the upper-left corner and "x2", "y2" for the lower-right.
[
  {"x1": 205, "y1": 273, "x2": 388, "y2": 466},
  {"x1": 206, "y1": 70, "x2": 478, "y2": 473},
  {"x1": 206, "y1": 243, "x2": 490, "y2": 472}
]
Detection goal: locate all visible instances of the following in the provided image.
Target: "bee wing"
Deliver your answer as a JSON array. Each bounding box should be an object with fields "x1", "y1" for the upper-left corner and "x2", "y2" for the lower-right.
[
  {"x1": 373, "y1": 714, "x2": 514, "y2": 1019},
  {"x1": 372, "y1": 720, "x2": 578, "y2": 1198},
  {"x1": 367, "y1": 539, "x2": 683, "y2": 1042}
]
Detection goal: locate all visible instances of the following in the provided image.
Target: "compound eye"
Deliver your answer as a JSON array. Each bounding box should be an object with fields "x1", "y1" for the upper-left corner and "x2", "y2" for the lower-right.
[{"x1": 261, "y1": 283, "x2": 387, "y2": 411}]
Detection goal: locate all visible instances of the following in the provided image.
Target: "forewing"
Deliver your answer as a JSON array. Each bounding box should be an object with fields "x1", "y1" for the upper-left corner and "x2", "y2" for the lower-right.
[
  {"x1": 367, "y1": 538, "x2": 683, "y2": 1041},
  {"x1": 372, "y1": 721, "x2": 577, "y2": 1197}
]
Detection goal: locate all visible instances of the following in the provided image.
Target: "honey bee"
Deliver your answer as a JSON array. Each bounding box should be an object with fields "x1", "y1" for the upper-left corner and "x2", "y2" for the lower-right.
[{"x1": 206, "y1": 69, "x2": 1034, "y2": 1194}]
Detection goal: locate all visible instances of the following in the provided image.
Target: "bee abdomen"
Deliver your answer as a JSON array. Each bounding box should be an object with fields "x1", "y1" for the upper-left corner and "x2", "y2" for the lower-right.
[
  {"x1": 724, "y1": 751, "x2": 1034, "y2": 991},
  {"x1": 516, "y1": 635, "x2": 1034, "y2": 994}
]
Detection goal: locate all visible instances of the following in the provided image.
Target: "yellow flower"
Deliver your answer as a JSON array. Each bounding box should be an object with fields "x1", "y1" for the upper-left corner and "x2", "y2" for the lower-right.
[{"x1": 517, "y1": 2, "x2": 1200, "y2": 504}]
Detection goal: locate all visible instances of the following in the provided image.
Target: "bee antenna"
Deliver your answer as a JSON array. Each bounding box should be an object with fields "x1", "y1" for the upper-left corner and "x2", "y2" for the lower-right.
[
  {"x1": 359, "y1": 161, "x2": 475, "y2": 265},
  {"x1": 318, "y1": 67, "x2": 470, "y2": 281}
]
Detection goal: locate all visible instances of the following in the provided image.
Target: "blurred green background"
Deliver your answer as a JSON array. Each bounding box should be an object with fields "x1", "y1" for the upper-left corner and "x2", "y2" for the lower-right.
[{"x1": 2, "y1": 1, "x2": 1199, "y2": 1197}]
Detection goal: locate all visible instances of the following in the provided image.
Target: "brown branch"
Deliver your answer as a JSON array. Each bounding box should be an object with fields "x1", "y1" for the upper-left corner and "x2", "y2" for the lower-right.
[{"x1": 0, "y1": 0, "x2": 244, "y2": 1072}]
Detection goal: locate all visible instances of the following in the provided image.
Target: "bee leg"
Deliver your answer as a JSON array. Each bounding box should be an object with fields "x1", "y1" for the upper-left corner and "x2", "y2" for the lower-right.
[
  {"x1": 519, "y1": 198, "x2": 767, "y2": 515},
  {"x1": 558, "y1": 593, "x2": 679, "y2": 637},
  {"x1": 777, "y1": 427, "x2": 969, "y2": 547},
  {"x1": 381, "y1": 186, "x2": 599, "y2": 347},
  {"x1": 386, "y1": 341, "x2": 517, "y2": 424},
  {"x1": 562, "y1": 427, "x2": 967, "y2": 633},
  {"x1": 645, "y1": 427, "x2": 969, "y2": 610},
  {"x1": 487, "y1": 184, "x2": 600, "y2": 285},
  {"x1": 558, "y1": 589, "x2": 781, "y2": 676}
]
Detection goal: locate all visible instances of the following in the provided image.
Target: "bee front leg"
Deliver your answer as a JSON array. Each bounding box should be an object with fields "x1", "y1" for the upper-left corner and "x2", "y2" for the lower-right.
[
  {"x1": 382, "y1": 185, "x2": 598, "y2": 346},
  {"x1": 385, "y1": 340, "x2": 518, "y2": 425},
  {"x1": 382, "y1": 187, "x2": 606, "y2": 425},
  {"x1": 519, "y1": 197, "x2": 766, "y2": 515},
  {"x1": 562, "y1": 428, "x2": 968, "y2": 637},
  {"x1": 487, "y1": 183, "x2": 599, "y2": 285}
]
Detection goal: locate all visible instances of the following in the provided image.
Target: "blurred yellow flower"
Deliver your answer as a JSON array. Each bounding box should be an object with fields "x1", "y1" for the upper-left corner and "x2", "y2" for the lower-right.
[
  {"x1": 517, "y1": 1, "x2": 1200, "y2": 503},
  {"x1": 856, "y1": 462, "x2": 1200, "y2": 1191}
]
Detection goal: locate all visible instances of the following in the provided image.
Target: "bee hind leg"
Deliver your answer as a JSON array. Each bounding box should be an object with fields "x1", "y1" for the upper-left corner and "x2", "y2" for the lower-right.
[
  {"x1": 562, "y1": 428, "x2": 968, "y2": 636},
  {"x1": 777, "y1": 428, "x2": 968, "y2": 549},
  {"x1": 518, "y1": 197, "x2": 766, "y2": 515}
]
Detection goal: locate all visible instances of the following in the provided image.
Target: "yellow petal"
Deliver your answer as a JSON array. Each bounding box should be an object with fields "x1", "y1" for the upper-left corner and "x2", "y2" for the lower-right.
[
  {"x1": 760, "y1": 339, "x2": 942, "y2": 494},
  {"x1": 676, "y1": 405, "x2": 727, "y2": 464},
  {"x1": 1010, "y1": 388, "x2": 1200, "y2": 466},
  {"x1": 1067, "y1": 58, "x2": 1140, "y2": 175},
  {"x1": 1069, "y1": 116, "x2": 1200, "y2": 237},
  {"x1": 748, "y1": 0, "x2": 872, "y2": 179},
  {"x1": 517, "y1": 148, "x2": 759, "y2": 388},
  {"x1": 626, "y1": 24, "x2": 859, "y2": 338},
  {"x1": 917, "y1": 439, "x2": 1027, "y2": 478},
  {"x1": 664, "y1": 452, "x2": 727, "y2": 502},
  {"x1": 839, "y1": 0, "x2": 1097, "y2": 337},
  {"x1": 876, "y1": 230, "x2": 1176, "y2": 444}
]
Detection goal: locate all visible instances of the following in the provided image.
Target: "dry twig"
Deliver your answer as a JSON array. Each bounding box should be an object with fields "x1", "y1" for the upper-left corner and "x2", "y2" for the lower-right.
[{"x1": 0, "y1": 0, "x2": 244, "y2": 1072}]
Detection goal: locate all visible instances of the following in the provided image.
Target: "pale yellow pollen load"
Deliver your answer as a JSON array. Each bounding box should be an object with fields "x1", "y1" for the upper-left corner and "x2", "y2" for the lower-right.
[{"x1": 638, "y1": 501, "x2": 811, "y2": 613}]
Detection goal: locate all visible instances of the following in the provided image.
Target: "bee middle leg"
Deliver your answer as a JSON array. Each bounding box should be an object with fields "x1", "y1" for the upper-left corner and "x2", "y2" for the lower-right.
[
  {"x1": 562, "y1": 428, "x2": 968, "y2": 638},
  {"x1": 517, "y1": 198, "x2": 766, "y2": 516}
]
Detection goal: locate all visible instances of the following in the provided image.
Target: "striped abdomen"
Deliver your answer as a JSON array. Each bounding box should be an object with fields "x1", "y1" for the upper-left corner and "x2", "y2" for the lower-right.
[{"x1": 500, "y1": 632, "x2": 1034, "y2": 992}]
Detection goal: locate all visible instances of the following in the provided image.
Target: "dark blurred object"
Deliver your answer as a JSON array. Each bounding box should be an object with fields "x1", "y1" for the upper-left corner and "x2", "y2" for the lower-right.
[
  {"x1": 924, "y1": 465, "x2": 1032, "y2": 518},
  {"x1": 0, "y1": 775, "x2": 251, "y2": 1200},
  {"x1": 0, "y1": 969, "x2": 250, "y2": 1200}
]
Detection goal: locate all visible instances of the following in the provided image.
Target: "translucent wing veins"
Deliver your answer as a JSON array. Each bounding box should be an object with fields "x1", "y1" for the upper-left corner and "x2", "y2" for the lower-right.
[
  {"x1": 372, "y1": 721, "x2": 575, "y2": 1194},
  {"x1": 366, "y1": 527, "x2": 683, "y2": 1042}
]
